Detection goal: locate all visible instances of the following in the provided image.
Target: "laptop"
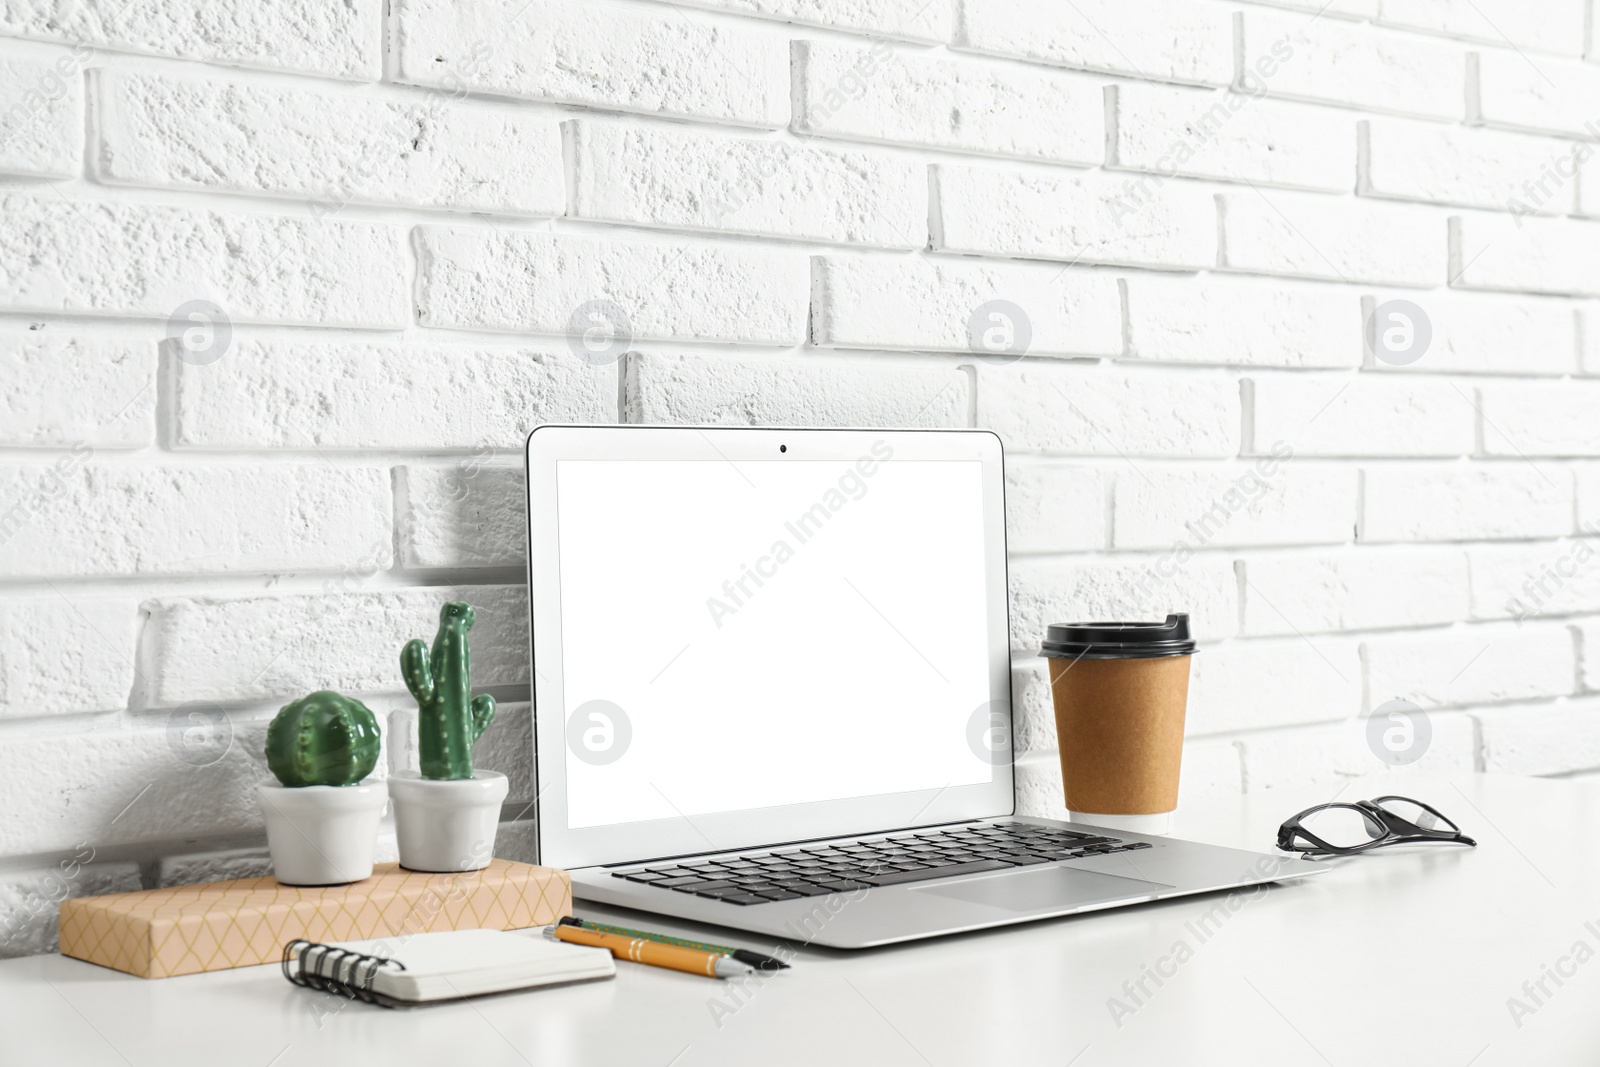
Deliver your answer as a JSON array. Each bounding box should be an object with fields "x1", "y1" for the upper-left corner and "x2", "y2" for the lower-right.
[{"x1": 523, "y1": 425, "x2": 1323, "y2": 948}]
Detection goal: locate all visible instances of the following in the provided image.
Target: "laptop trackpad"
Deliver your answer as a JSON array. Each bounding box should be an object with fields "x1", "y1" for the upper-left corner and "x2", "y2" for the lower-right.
[{"x1": 913, "y1": 865, "x2": 1173, "y2": 912}]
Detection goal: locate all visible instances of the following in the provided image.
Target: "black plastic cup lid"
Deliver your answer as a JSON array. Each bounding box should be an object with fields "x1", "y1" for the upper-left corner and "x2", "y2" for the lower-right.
[{"x1": 1040, "y1": 614, "x2": 1196, "y2": 660}]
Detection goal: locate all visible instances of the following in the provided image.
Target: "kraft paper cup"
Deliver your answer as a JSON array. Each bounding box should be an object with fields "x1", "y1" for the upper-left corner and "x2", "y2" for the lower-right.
[{"x1": 1041, "y1": 614, "x2": 1196, "y2": 836}]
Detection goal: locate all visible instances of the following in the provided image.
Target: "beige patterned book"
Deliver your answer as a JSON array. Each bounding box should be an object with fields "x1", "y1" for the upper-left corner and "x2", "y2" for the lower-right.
[{"x1": 59, "y1": 860, "x2": 571, "y2": 978}]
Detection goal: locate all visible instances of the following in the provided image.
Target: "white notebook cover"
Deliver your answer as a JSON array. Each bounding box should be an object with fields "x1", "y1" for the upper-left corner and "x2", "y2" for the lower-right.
[{"x1": 310, "y1": 928, "x2": 614, "y2": 1002}]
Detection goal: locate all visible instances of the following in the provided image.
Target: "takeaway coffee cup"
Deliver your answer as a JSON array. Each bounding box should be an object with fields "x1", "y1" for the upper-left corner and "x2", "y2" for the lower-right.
[{"x1": 1040, "y1": 614, "x2": 1197, "y2": 836}]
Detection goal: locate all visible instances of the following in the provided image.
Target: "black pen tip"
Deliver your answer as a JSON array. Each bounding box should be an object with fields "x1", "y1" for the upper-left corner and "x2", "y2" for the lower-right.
[{"x1": 731, "y1": 949, "x2": 789, "y2": 971}]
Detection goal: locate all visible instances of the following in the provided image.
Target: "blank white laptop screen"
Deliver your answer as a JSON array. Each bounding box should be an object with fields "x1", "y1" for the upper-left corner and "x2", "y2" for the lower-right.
[{"x1": 555, "y1": 455, "x2": 993, "y2": 829}]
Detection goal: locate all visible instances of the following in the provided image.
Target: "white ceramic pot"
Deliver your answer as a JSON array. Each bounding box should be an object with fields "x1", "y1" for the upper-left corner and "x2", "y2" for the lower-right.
[
  {"x1": 388, "y1": 771, "x2": 508, "y2": 873},
  {"x1": 257, "y1": 781, "x2": 388, "y2": 886}
]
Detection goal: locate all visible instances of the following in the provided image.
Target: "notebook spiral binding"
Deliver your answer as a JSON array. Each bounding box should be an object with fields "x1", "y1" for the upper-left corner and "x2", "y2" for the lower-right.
[{"x1": 283, "y1": 939, "x2": 407, "y2": 1007}]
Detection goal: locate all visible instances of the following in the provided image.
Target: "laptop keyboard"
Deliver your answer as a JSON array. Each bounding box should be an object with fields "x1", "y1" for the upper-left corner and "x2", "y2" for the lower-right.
[{"x1": 610, "y1": 822, "x2": 1154, "y2": 905}]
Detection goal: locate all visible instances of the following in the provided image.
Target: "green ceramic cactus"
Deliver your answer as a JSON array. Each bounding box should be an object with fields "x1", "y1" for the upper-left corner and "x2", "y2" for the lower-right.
[
  {"x1": 402, "y1": 601, "x2": 496, "y2": 781},
  {"x1": 265, "y1": 691, "x2": 382, "y2": 788}
]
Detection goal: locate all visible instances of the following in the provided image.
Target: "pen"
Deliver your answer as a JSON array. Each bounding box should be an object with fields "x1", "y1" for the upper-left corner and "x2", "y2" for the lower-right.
[
  {"x1": 558, "y1": 917, "x2": 789, "y2": 972},
  {"x1": 547, "y1": 923, "x2": 756, "y2": 979}
]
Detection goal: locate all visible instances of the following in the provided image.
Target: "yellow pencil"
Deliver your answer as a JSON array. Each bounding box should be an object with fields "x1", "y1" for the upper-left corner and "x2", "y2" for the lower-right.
[{"x1": 547, "y1": 923, "x2": 756, "y2": 978}]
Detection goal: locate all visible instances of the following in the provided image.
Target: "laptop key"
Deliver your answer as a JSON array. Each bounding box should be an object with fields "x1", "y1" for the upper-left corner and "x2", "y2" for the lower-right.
[
  {"x1": 698, "y1": 885, "x2": 759, "y2": 899},
  {"x1": 653, "y1": 875, "x2": 710, "y2": 888},
  {"x1": 786, "y1": 884, "x2": 832, "y2": 897},
  {"x1": 859, "y1": 858, "x2": 1014, "y2": 887},
  {"x1": 618, "y1": 871, "x2": 668, "y2": 882},
  {"x1": 717, "y1": 892, "x2": 769, "y2": 905},
  {"x1": 816, "y1": 879, "x2": 871, "y2": 892},
  {"x1": 673, "y1": 879, "x2": 737, "y2": 893},
  {"x1": 755, "y1": 890, "x2": 803, "y2": 901}
]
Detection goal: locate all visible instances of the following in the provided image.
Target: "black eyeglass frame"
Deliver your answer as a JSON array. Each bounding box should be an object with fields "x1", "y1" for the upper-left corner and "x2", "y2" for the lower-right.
[{"x1": 1276, "y1": 795, "x2": 1477, "y2": 857}]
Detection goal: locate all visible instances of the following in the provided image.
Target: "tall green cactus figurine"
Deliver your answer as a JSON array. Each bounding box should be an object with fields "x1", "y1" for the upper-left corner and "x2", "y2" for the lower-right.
[
  {"x1": 265, "y1": 691, "x2": 382, "y2": 787},
  {"x1": 402, "y1": 601, "x2": 496, "y2": 780}
]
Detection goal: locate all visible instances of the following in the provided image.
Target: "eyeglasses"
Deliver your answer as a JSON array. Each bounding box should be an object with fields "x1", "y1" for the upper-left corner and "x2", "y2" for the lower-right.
[{"x1": 1277, "y1": 795, "x2": 1477, "y2": 857}]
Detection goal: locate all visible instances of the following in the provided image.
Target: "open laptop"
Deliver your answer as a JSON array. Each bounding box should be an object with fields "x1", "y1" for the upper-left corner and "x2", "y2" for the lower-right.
[{"x1": 524, "y1": 425, "x2": 1322, "y2": 948}]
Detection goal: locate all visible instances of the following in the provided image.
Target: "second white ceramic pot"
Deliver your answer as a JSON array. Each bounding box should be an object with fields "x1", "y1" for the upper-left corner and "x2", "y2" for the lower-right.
[
  {"x1": 388, "y1": 770, "x2": 508, "y2": 873},
  {"x1": 257, "y1": 781, "x2": 388, "y2": 886}
]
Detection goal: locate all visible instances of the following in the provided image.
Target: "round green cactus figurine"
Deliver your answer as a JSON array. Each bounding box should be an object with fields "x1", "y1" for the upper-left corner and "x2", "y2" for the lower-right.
[{"x1": 265, "y1": 691, "x2": 382, "y2": 787}]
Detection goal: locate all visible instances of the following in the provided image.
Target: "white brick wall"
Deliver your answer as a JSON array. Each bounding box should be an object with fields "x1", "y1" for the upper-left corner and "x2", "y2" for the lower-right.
[
  {"x1": 4, "y1": 0, "x2": 1599, "y2": 958},
  {"x1": 94, "y1": 69, "x2": 567, "y2": 215}
]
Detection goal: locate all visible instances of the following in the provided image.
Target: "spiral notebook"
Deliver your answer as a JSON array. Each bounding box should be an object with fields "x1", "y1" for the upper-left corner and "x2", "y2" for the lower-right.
[{"x1": 283, "y1": 928, "x2": 614, "y2": 1007}]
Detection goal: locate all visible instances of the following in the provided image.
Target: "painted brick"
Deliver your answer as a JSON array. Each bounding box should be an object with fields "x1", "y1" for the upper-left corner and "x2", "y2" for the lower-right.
[
  {"x1": 1361, "y1": 293, "x2": 1577, "y2": 376},
  {"x1": 793, "y1": 40, "x2": 1100, "y2": 165},
  {"x1": 1009, "y1": 657, "x2": 1055, "y2": 758},
  {"x1": 1471, "y1": 542, "x2": 1600, "y2": 623},
  {"x1": 1452, "y1": 214, "x2": 1600, "y2": 298},
  {"x1": 932, "y1": 164, "x2": 1216, "y2": 271},
  {"x1": 1248, "y1": 375, "x2": 1475, "y2": 457},
  {"x1": 1363, "y1": 464, "x2": 1574, "y2": 542},
  {"x1": 567, "y1": 119, "x2": 926, "y2": 249},
  {"x1": 0, "y1": 193, "x2": 408, "y2": 327},
  {"x1": 656, "y1": 0, "x2": 947, "y2": 41},
  {"x1": 977, "y1": 364, "x2": 1239, "y2": 458},
  {"x1": 1004, "y1": 463, "x2": 1105, "y2": 554},
  {"x1": 397, "y1": 465, "x2": 525, "y2": 568},
  {"x1": 1479, "y1": 702, "x2": 1600, "y2": 775},
  {"x1": 1188, "y1": 636, "x2": 1362, "y2": 736},
  {"x1": 1107, "y1": 84, "x2": 1356, "y2": 193},
  {"x1": 1174, "y1": 739, "x2": 1247, "y2": 804},
  {"x1": 952, "y1": 0, "x2": 1232, "y2": 87},
  {"x1": 0, "y1": 859, "x2": 141, "y2": 958},
  {"x1": 1123, "y1": 275, "x2": 1360, "y2": 368},
  {"x1": 1013, "y1": 756, "x2": 1071, "y2": 821},
  {"x1": 416, "y1": 227, "x2": 807, "y2": 345},
  {"x1": 392, "y1": 0, "x2": 787, "y2": 129},
  {"x1": 156, "y1": 848, "x2": 271, "y2": 888},
  {"x1": 1379, "y1": 0, "x2": 1586, "y2": 56},
  {"x1": 0, "y1": 465, "x2": 391, "y2": 579},
  {"x1": 0, "y1": 330, "x2": 155, "y2": 447},
  {"x1": 1360, "y1": 118, "x2": 1576, "y2": 214},
  {"x1": 1470, "y1": 50, "x2": 1600, "y2": 138},
  {"x1": 0, "y1": 718, "x2": 273, "y2": 855},
  {"x1": 1580, "y1": 618, "x2": 1600, "y2": 691},
  {"x1": 1239, "y1": 11, "x2": 1466, "y2": 121},
  {"x1": 94, "y1": 69, "x2": 564, "y2": 216},
  {"x1": 1236, "y1": 713, "x2": 1476, "y2": 792},
  {"x1": 0, "y1": 45, "x2": 84, "y2": 177},
  {"x1": 1581, "y1": 468, "x2": 1600, "y2": 529},
  {"x1": 0, "y1": 0, "x2": 380, "y2": 79},
  {"x1": 0, "y1": 597, "x2": 136, "y2": 719},
  {"x1": 623, "y1": 351, "x2": 968, "y2": 428},
  {"x1": 1241, "y1": 547, "x2": 1471, "y2": 635},
  {"x1": 1481, "y1": 380, "x2": 1600, "y2": 457},
  {"x1": 173, "y1": 341, "x2": 614, "y2": 451},
  {"x1": 1113, "y1": 465, "x2": 1356, "y2": 550},
  {"x1": 810, "y1": 256, "x2": 1122, "y2": 358},
  {"x1": 1009, "y1": 555, "x2": 1239, "y2": 652},
  {"x1": 1581, "y1": 153, "x2": 1600, "y2": 219},
  {"x1": 142, "y1": 585, "x2": 528, "y2": 706},
  {"x1": 1218, "y1": 190, "x2": 1446, "y2": 287},
  {"x1": 1243, "y1": 0, "x2": 1375, "y2": 15},
  {"x1": 1585, "y1": 308, "x2": 1600, "y2": 375},
  {"x1": 1366, "y1": 624, "x2": 1575, "y2": 710}
]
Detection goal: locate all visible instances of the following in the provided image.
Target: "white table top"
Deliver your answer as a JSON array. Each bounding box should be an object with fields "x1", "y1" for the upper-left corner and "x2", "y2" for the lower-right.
[{"x1": 6, "y1": 771, "x2": 1598, "y2": 1067}]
